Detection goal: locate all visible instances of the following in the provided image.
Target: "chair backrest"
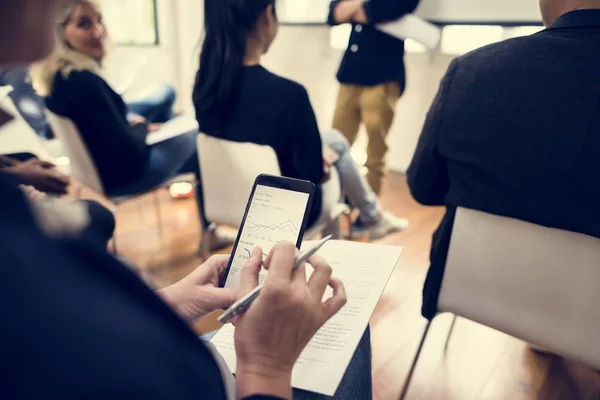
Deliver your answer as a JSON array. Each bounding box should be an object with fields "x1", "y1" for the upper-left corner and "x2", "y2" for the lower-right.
[
  {"x1": 0, "y1": 86, "x2": 53, "y2": 160},
  {"x1": 439, "y1": 207, "x2": 600, "y2": 369},
  {"x1": 45, "y1": 110, "x2": 104, "y2": 193},
  {"x1": 197, "y1": 133, "x2": 281, "y2": 227}
]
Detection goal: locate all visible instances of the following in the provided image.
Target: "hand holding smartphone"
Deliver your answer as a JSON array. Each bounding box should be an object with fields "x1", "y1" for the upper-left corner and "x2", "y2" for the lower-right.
[{"x1": 220, "y1": 174, "x2": 315, "y2": 289}]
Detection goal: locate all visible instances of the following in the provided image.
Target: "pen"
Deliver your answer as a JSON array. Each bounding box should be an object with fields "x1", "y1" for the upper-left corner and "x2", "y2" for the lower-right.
[{"x1": 218, "y1": 235, "x2": 333, "y2": 324}]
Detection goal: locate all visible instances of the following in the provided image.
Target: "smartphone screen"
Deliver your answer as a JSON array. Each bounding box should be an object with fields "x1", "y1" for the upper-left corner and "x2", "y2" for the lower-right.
[{"x1": 221, "y1": 175, "x2": 314, "y2": 288}]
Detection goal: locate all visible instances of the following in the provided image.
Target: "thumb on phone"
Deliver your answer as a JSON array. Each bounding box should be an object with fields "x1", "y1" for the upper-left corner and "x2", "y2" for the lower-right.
[{"x1": 238, "y1": 246, "x2": 263, "y2": 295}]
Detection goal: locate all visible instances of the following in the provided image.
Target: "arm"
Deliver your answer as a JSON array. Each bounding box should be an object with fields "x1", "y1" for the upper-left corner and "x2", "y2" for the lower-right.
[
  {"x1": 277, "y1": 88, "x2": 324, "y2": 186},
  {"x1": 360, "y1": 0, "x2": 421, "y2": 24},
  {"x1": 406, "y1": 60, "x2": 458, "y2": 206},
  {"x1": 67, "y1": 72, "x2": 149, "y2": 168},
  {"x1": 327, "y1": 0, "x2": 364, "y2": 25}
]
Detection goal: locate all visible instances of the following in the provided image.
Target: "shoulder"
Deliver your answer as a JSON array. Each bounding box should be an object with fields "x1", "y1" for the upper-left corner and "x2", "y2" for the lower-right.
[
  {"x1": 52, "y1": 69, "x2": 112, "y2": 97},
  {"x1": 251, "y1": 66, "x2": 310, "y2": 105},
  {"x1": 454, "y1": 33, "x2": 546, "y2": 71}
]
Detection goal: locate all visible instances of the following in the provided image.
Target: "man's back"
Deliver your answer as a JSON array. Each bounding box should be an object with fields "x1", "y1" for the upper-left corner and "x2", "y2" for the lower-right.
[{"x1": 407, "y1": 10, "x2": 600, "y2": 318}]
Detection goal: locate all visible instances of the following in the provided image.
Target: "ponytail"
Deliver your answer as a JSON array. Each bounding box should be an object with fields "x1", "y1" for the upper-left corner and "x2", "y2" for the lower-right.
[{"x1": 193, "y1": 0, "x2": 275, "y2": 126}]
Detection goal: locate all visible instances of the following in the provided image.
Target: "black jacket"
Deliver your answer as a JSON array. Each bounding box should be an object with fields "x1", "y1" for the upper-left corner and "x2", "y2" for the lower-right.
[
  {"x1": 46, "y1": 70, "x2": 149, "y2": 191},
  {"x1": 407, "y1": 10, "x2": 600, "y2": 319},
  {"x1": 0, "y1": 178, "x2": 279, "y2": 399},
  {"x1": 328, "y1": 0, "x2": 420, "y2": 89}
]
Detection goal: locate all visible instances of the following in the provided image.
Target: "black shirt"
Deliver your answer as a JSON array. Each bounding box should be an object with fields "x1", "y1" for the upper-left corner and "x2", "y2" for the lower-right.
[
  {"x1": 407, "y1": 10, "x2": 600, "y2": 319},
  {"x1": 45, "y1": 70, "x2": 149, "y2": 190},
  {"x1": 0, "y1": 178, "x2": 280, "y2": 399},
  {"x1": 328, "y1": 0, "x2": 420, "y2": 89},
  {"x1": 196, "y1": 65, "x2": 324, "y2": 227}
]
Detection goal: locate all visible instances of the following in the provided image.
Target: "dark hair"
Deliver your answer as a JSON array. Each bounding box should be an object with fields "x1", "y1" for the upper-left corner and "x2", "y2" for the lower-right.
[{"x1": 193, "y1": 0, "x2": 276, "y2": 126}]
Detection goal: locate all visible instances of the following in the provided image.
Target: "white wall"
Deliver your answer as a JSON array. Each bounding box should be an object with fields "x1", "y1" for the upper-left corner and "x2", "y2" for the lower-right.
[
  {"x1": 277, "y1": 0, "x2": 542, "y2": 24},
  {"x1": 416, "y1": 0, "x2": 542, "y2": 23},
  {"x1": 105, "y1": 0, "x2": 203, "y2": 113},
  {"x1": 262, "y1": 26, "x2": 453, "y2": 173}
]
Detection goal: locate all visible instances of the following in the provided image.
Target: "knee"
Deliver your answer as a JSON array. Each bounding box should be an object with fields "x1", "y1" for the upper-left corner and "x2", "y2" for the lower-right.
[
  {"x1": 322, "y1": 129, "x2": 350, "y2": 154},
  {"x1": 84, "y1": 201, "x2": 116, "y2": 240},
  {"x1": 161, "y1": 84, "x2": 177, "y2": 106}
]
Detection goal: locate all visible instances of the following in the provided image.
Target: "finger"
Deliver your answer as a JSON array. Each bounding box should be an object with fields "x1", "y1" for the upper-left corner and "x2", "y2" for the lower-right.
[
  {"x1": 195, "y1": 254, "x2": 230, "y2": 281},
  {"x1": 322, "y1": 278, "x2": 347, "y2": 320},
  {"x1": 238, "y1": 247, "x2": 263, "y2": 295},
  {"x1": 263, "y1": 242, "x2": 297, "y2": 285},
  {"x1": 292, "y1": 261, "x2": 307, "y2": 284},
  {"x1": 307, "y1": 255, "x2": 333, "y2": 299},
  {"x1": 39, "y1": 161, "x2": 56, "y2": 169},
  {"x1": 213, "y1": 254, "x2": 231, "y2": 277},
  {"x1": 201, "y1": 287, "x2": 238, "y2": 310}
]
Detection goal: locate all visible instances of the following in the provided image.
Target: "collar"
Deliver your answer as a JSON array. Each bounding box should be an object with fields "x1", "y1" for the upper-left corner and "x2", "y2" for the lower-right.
[{"x1": 548, "y1": 9, "x2": 600, "y2": 31}]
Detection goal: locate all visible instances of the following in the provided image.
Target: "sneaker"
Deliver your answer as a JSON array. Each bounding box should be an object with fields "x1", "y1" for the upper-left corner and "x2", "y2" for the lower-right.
[{"x1": 353, "y1": 212, "x2": 409, "y2": 240}]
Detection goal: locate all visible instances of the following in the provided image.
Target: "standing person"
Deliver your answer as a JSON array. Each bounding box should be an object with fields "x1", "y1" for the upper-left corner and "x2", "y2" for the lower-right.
[
  {"x1": 328, "y1": 0, "x2": 420, "y2": 195},
  {"x1": 193, "y1": 0, "x2": 409, "y2": 240},
  {"x1": 0, "y1": 2, "x2": 369, "y2": 399},
  {"x1": 407, "y1": 1, "x2": 600, "y2": 319}
]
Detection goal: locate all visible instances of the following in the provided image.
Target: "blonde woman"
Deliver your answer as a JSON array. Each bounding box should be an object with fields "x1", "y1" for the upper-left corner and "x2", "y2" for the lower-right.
[{"x1": 32, "y1": 0, "x2": 229, "y2": 249}]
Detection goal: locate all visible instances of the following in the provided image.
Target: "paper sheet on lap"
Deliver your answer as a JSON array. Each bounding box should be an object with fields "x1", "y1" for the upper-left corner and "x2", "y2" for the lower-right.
[
  {"x1": 211, "y1": 240, "x2": 403, "y2": 396},
  {"x1": 146, "y1": 114, "x2": 199, "y2": 145}
]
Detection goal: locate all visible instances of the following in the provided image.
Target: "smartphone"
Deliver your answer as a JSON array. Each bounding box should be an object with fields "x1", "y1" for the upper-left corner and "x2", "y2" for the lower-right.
[{"x1": 220, "y1": 174, "x2": 315, "y2": 288}]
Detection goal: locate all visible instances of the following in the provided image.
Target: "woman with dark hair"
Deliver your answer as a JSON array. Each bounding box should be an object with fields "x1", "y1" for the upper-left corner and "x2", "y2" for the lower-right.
[{"x1": 194, "y1": 0, "x2": 409, "y2": 240}]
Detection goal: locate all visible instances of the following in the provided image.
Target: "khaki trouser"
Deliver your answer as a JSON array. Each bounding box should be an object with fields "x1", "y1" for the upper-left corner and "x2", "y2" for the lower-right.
[{"x1": 332, "y1": 82, "x2": 402, "y2": 194}]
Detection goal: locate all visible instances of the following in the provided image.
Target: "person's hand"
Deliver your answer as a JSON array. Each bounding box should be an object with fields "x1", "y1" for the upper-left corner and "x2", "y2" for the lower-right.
[
  {"x1": 129, "y1": 114, "x2": 147, "y2": 126},
  {"x1": 10, "y1": 159, "x2": 69, "y2": 195},
  {"x1": 19, "y1": 185, "x2": 48, "y2": 201},
  {"x1": 333, "y1": 0, "x2": 364, "y2": 24},
  {"x1": 233, "y1": 243, "x2": 347, "y2": 399},
  {"x1": 158, "y1": 255, "x2": 237, "y2": 324},
  {"x1": 148, "y1": 123, "x2": 162, "y2": 133}
]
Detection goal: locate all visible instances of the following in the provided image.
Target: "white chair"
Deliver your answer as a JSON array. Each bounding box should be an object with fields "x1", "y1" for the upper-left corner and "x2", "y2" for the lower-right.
[
  {"x1": 400, "y1": 207, "x2": 600, "y2": 399},
  {"x1": 197, "y1": 133, "x2": 350, "y2": 258},
  {"x1": 46, "y1": 110, "x2": 195, "y2": 254},
  {"x1": 0, "y1": 86, "x2": 55, "y2": 162}
]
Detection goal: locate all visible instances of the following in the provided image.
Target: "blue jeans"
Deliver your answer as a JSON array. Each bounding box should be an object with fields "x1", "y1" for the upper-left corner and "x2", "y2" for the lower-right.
[
  {"x1": 127, "y1": 84, "x2": 176, "y2": 123},
  {"x1": 293, "y1": 327, "x2": 373, "y2": 399},
  {"x1": 322, "y1": 129, "x2": 381, "y2": 225},
  {"x1": 105, "y1": 132, "x2": 209, "y2": 229}
]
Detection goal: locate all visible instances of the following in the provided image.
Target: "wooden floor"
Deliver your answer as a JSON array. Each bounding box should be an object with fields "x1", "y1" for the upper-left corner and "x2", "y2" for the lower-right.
[{"x1": 107, "y1": 172, "x2": 600, "y2": 400}]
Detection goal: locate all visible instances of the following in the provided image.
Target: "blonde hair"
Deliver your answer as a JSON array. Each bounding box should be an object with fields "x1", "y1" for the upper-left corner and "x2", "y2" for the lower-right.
[{"x1": 31, "y1": 0, "x2": 103, "y2": 97}]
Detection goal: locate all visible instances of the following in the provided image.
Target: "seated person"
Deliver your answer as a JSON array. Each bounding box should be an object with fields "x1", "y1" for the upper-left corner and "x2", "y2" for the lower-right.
[
  {"x1": 2, "y1": 3, "x2": 372, "y2": 398},
  {"x1": 193, "y1": 0, "x2": 408, "y2": 239},
  {"x1": 0, "y1": 152, "x2": 114, "y2": 249},
  {"x1": 30, "y1": 0, "x2": 229, "y2": 249},
  {"x1": 407, "y1": 0, "x2": 600, "y2": 319}
]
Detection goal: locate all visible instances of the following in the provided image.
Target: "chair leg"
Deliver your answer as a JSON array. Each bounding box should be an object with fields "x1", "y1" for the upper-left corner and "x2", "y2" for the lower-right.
[
  {"x1": 154, "y1": 191, "x2": 164, "y2": 243},
  {"x1": 323, "y1": 217, "x2": 342, "y2": 240},
  {"x1": 399, "y1": 321, "x2": 433, "y2": 400},
  {"x1": 110, "y1": 203, "x2": 119, "y2": 256},
  {"x1": 444, "y1": 315, "x2": 458, "y2": 352},
  {"x1": 344, "y1": 209, "x2": 353, "y2": 239},
  {"x1": 198, "y1": 223, "x2": 215, "y2": 261}
]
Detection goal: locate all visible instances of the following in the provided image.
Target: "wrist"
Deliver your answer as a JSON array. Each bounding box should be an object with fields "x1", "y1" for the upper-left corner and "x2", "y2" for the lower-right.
[{"x1": 236, "y1": 362, "x2": 293, "y2": 400}]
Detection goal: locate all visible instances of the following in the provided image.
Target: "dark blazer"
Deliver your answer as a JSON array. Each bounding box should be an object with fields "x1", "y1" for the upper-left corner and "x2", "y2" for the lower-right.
[
  {"x1": 0, "y1": 178, "x2": 278, "y2": 399},
  {"x1": 328, "y1": 0, "x2": 420, "y2": 89},
  {"x1": 407, "y1": 10, "x2": 600, "y2": 319},
  {"x1": 46, "y1": 70, "x2": 149, "y2": 190}
]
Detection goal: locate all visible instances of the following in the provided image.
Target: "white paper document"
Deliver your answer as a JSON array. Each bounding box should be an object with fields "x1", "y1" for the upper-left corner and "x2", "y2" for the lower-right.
[
  {"x1": 211, "y1": 240, "x2": 403, "y2": 396},
  {"x1": 377, "y1": 14, "x2": 442, "y2": 50},
  {"x1": 146, "y1": 114, "x2": 199, "y2": 146}
]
